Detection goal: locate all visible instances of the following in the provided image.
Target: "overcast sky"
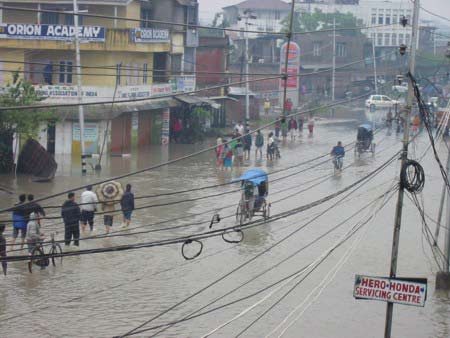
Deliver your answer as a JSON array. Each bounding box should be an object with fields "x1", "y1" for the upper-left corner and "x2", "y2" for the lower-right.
[{"x1": 198, "y1": 0, "x2": 450, "y2": 26}]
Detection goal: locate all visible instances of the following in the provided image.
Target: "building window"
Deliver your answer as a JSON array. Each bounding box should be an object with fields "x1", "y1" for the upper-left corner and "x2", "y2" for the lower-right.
[
  {"x1": 336, "y1": 42, "x2": 347, "y2": 57},
  {"x1": 65, "y1": 14, "x2": 83, "y2": 26},
  {"x1": 313, "y1": 42, "x2": 322, "y2": 56},
  {"x1": 384, "y1": 33, "x2": 390, "y2": 46},
  {"x1": 275, "y1": 11, "x2": 281, "y2": 20},
  {"x1": 405, "y1": 33, "x2": 410, "y2": 45},
  {"x1": 385, "y1": 10, "x2": 391, "y2": 25},
  {"x1": 141, "y1": 8, "x2": 152, "y2": 28},
  {"x1": 378, "y1": 9, "x2": 384, "y2": 24},
  {"x1": 399, "y1": 33, "x2": 404, "y2": 44},
  {"x1": 377, "y1": 33, "x2": 382, "y2": 46},
  {"x1": 371, "y1": 12, "x2": 376, "y2": 25},
  {"x1": 393, "y1": 9, "x2": 398, "y2": 24},
  {"x1": 391, "y1": 33, "x2": 397, "y2": 45},
  {"x1": 58, "y1": 61, "x2": 73, "y2": 84},
  {"x1": 116, "y1": 64, "x2": 122, "y2": 85},
  {"x1": 171, "y1": 54, "x2": 182, "y2": 73},
  {"x1": 42, "y1": 12, "x2": 59, "y2": 24},
  {"x1": 143, "y1": 63, "x2": 148, "y2": 85}
]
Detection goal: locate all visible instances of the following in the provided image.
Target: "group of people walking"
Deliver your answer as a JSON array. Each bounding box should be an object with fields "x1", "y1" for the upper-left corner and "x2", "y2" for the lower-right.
[{"x1": 6, "y1": 183, "x2": 135, "y2": 253}]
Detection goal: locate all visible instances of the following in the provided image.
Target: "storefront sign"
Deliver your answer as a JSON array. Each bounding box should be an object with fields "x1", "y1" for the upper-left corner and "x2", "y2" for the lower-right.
[
  {"x1": 353, "y1": 275, "x2": 427, "y2": 307},
  {"x1": 130, "y1": 28, "x2": 170, "y2": 43},
  {"x1": 176, "y1": 76, "x2": 196, "y2": 93},
  {"x1": 0, "y1": 23, "x2": 105, "y2": 42},
  {"x1": 161, "y1": 109, "x2": 170, "y2": 145}
]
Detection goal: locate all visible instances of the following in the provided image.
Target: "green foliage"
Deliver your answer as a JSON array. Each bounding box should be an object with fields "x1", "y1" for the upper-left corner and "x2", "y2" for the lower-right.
[
  {"x1": 282, "y1": 9, "x2": 363, "y2": 36},
  {"x1": 180, "y1": 106, "x2": 212, "y2": 143},
  {"x1": 0, "y1": 72, "x2": 55, "y2": 138}
]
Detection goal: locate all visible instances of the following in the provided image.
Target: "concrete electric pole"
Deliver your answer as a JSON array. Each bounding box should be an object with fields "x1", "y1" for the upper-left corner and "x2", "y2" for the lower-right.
[
  {"x1": 73, "y1": 0, "x2": 87, "y2": 175},
  {"x1": 384, "y1": 1, "x2": 420, "y2": 337}
]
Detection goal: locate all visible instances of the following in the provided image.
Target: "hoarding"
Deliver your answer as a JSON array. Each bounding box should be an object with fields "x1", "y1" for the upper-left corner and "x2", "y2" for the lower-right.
[
  {"x1": 353, "y1": 275, "x2": 427, "y2": 307},
  {"x1": 130, "y1": 28, "x2": 170, "y2": 43},
  {"x1": 0, "y1": 23, "x2": 105, "y2": 42},
  {"x1": 161, "y1": 109, "x2": 170, "y2": 145},
  {"x1": 279, "y1": 41, "x2": 300, "y2": 108},
  {"x1": 72, "y1": 123, "x2": 99, "y2": 154}
]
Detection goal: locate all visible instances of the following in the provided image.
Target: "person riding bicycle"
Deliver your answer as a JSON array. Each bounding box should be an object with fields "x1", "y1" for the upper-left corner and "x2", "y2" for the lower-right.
[
  {"x1": 330, "y1": 141, "x2": 345, "y2": 170},
  {"x1": 26, "y1": 212, "x2": 45, "y2": 254}
]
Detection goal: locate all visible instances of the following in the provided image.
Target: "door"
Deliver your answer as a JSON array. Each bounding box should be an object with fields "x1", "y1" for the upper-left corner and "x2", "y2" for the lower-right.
[{"x1": 47, "y1": 122, "x2": 56, "y2": 155}]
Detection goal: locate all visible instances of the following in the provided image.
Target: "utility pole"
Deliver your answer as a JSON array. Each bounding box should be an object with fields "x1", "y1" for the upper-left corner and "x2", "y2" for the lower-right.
[
  {"x1": 384, "y1": 1, "x2": 420, "y2": 337},
  {"x1": 73, "y1": 0, "x2": 87, "y2": 175},
  {"x1": 332, "y1": 17, "x2": 336, "y2": 103},
  {"x1": 372, "y1": 36, "x2": 378, "y2": 93},
  {"x1": 281, "y1": 0, "x2": 296, "y2": 122}
]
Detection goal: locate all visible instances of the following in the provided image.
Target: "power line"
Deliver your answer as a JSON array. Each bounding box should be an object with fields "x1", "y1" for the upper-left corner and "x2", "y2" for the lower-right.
[
  {"x1": 420, "y1": 5, "x2": 450, "y2": 24},
  {"x1": 115, "y1": 151, "x2": 399, "y2": 337}
]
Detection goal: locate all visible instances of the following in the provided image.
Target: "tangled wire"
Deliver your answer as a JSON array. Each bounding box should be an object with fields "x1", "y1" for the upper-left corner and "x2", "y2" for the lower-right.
[{"x1": 400, "y1": 159, "x2": 425, "y2": 193}]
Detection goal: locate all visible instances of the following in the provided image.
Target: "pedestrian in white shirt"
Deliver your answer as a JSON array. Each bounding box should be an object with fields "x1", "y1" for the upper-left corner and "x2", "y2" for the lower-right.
[
  {"x1": 235, "y1": 121, "x2": 245, "y2": 136},
  {"x1": 80, "y1": 185, "x2": 98, "y2": 233}
]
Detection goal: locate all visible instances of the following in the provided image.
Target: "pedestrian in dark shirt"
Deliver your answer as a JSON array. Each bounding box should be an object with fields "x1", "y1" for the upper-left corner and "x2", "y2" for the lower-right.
[
  {"x1": 61, "y1": 192, "x2": 81, "y2": 247},
  {"x1": 0, "y1": 224, "x2": 7, "y2": 275},
  {"x1": 27, "y1": 194, "x2": 46, "y2": 217},
  {"x1": 120, "y1": 184, "x2": 135, "y2": 229},
  {"x1": 12, "y1": 194, "x2": 27, "y2": 249}
]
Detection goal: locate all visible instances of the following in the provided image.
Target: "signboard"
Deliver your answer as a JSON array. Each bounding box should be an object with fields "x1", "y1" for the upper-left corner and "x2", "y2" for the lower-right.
[
  {"x1": 0, "y1": 23, "x2": 105, "y2": 42},
  {"x1": 279, "y1": 42, "x2": 300, "y2": 108},
  {"x1": 353, "y1": 275, "x2": 427, "y2": 307},
  {"x1": 130, "y1": 28, "x2": 170, "y2": 43},
  {"x1": 175, "y1": 75, "x2": 196, "y2": 93},
  {"x1": 72, "y1": 123, "x2": 99, "y2": 154},
  {"x1": 161, "y1": 109, "x2": 170, "y2": 145}
]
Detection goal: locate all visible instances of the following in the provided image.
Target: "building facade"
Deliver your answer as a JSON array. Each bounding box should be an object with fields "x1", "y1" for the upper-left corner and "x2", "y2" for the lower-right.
[{"x1": 0, "y1": 0, "x2": 199, "y2": 158}]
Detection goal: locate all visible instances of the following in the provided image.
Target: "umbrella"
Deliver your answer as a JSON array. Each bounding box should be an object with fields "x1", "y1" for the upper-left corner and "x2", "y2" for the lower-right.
[{"x1": 96, "y1": 181, "x2": 124, "y2": 205}]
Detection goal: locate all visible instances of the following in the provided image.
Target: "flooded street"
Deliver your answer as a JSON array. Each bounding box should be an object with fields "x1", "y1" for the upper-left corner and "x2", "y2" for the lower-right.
[{"x1": 1, "y1": 122, "x2": 449, "y2": 338}]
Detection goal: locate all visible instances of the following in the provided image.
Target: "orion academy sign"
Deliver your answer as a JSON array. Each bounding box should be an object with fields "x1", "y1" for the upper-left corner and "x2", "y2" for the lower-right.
[{"x1": 0, "y1": 23, "x2": 105, "y2": 42}]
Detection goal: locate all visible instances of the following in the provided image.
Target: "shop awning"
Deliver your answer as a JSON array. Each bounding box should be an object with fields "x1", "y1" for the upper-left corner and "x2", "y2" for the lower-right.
[
  {"x1": 55, "y1": 98, "x2": 177, "y2": 121},
  {"x1": 175, "y1": 95, "x2": 221, "y2": 109}
]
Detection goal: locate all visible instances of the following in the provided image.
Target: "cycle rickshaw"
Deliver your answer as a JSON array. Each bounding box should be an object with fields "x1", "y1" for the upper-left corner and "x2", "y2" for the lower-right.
[
  {"x1": 233, "y1": 169, "x2": 270, "y2": 225},
  {"x1": 355, "y1": 124, "x2": 375, "y2": 157}
]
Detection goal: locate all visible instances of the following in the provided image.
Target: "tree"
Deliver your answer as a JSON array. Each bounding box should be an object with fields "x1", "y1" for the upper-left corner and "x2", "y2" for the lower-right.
[
  {"x1": 281, "y1": 9, "x2": 363, "y2": 36},
  {"x1": 0, "y1": 72, "x2": 55, "y2": 172}
]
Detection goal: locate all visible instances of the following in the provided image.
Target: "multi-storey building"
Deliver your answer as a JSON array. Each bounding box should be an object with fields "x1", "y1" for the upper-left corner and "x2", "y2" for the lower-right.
[
  {"x1": 222, "y1": 0, "x2": 290, "y2": 38},
  {"x1": 0, "y1": 0, "x2": 199, "y2": 158}
]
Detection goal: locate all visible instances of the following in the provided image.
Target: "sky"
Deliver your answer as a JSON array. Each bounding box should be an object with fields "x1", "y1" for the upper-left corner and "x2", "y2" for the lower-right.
[{"x1": 198, "y1": 0, "x2": 450, "y2": 27}]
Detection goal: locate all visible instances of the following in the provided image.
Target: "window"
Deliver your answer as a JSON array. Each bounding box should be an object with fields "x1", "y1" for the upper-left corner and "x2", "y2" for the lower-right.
[
  {"x1": 399, "y1": 33, "x2": 404, "y2": 44},
  {"x1": 384, "y1": 33, "x2": 390, "y2": 46},
  {"x1": 275, "y1": 11, "x2": 281, "y2": 20},
  {"x1": 393, "y1": 9, "x2": 398, "y2": 24},
  {"x1": 58, "y1": 61, "x2": 73, "y2": 84},
  {"x1": 116, "y1": 64, "x2": 122, "y2": 86},
  {"x1": 65, "y1": 14, "x2": 83, "y2": 26},
  {"x1": 171, "y1": 54, "x2": 182, "y2": 73},
  {"x1": 141, "y1": 8, "x2": 152, "y2": 28},
  {"x1": 313, "y1": 42, "x2": 322, "y2": 56},
  {"x1": 405, "y1": 33, "x2": 410, "y2": 45},
  {"x1": 42, "y1": 12, "x2": 59, "y2": 24},
  {"x1": 377, "y1": 33, "x2": 382, "y2": 46},
  {"x1": 371, "y1": 9, "x2": 377, "y2": 25},
  {"x1": 385, "y1": 10, "x2": 391, "y2": 25},
  {"x1": 143, "y1": 63, "x2": 148, "y2": 85},
  {"x1": 391, "y1": 33, "x2": 397, "y2": 45},
  {"x1": 336, "y1": 42, "x2": 347, "y2": 57},
  {"x1": 378, "y1": 9, "x2": 384, "y2": 24}
]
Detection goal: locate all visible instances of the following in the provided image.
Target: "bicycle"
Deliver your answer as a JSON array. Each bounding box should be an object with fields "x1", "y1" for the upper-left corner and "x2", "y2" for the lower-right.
[
  {"x1": 332, "y1": 156, "x2": 344, "y2": 173},
  {"x1": 28, "y1": 232, "x2": 63, "y2": 273}
]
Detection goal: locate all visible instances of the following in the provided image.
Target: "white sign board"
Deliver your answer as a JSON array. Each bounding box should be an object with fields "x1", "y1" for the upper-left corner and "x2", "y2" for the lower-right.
[{"x1": 353, "y1": 275, "x2": 427, "y2": 307}]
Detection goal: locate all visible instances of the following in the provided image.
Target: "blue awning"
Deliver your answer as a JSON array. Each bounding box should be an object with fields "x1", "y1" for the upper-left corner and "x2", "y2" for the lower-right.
[{"x1": 232, "y1": 169, "x2": 268, "y2": 185}]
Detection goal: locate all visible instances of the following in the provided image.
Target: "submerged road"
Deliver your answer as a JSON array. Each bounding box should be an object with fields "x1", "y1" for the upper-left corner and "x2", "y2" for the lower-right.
[{"x1": 0, "y1": 122, "x2": 449, "y2": 338}]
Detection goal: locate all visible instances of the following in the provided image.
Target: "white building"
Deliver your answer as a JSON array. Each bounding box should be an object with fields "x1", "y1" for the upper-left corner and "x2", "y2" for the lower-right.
[
  {"x1": 223, "y1": 0, "x2": 291, "y2": 38},
  {"x1": 296, "y1": 0, "x2": 414, "y2": 49}
]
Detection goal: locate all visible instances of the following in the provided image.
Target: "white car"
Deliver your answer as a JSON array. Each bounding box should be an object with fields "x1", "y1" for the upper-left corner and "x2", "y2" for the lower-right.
[{"x1": 365, "y1": 95, "x2": 399, "y2": 110}]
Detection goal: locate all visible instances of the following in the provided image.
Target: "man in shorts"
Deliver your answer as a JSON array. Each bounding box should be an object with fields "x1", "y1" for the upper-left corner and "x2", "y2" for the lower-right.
[
  {"x1": 80, "y1": 185, "x2": 98, "y2": 232},
  {"x1": 12, "y1": 194, "x2": 28, "y2": 249}
]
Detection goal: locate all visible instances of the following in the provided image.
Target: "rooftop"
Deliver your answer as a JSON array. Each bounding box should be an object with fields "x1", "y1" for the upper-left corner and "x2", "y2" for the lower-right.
[
  {"x1": 4, "y1": 0, "x2": 133, "y2": 5},
  {"x1": 223, "y1": 0, "x2": 290, "y2": 11}
]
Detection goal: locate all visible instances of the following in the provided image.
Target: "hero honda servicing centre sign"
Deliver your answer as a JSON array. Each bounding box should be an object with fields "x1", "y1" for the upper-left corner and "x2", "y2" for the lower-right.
[
  {"x1": 354, "y1": 275, "x2": 427, "y2": 307},
  {"x1": 0, "y1": 23, "x2": 105, "y2": 42}
]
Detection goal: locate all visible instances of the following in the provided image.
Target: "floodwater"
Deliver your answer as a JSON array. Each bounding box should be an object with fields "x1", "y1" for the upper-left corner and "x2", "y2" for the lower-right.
[{"x1": 0, "y1": 122, "x2": 449, "y2": 338}]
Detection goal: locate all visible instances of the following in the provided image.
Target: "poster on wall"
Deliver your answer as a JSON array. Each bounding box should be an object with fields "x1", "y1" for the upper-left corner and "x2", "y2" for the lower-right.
[
  {"x1": 161, "y1": 109, "x2": 170, "y2": 145},
  {"x1": 279, "y1": 41, "x2": 300, "y2": 108},
  {"x1": 72, "y1": 123, "x2": 99, "y2": 154}
]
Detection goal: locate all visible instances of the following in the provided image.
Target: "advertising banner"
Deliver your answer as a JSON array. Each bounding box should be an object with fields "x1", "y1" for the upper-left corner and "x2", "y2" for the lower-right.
[
  {"x1": 72, "y1": 123, "x2": 99, "y2": 154},
  {"x1": 353, "y1": 275, "x2": 427, "y2": 307},
  {"x1": 130, "y1": 28, "x2": 170, "y2": 43},
  {"x1": 161, "y1": 109, "x2": 170, "y2": 145},
  {"x1": 0, "y1": 23, "x2": 105, "y2": 42},
  {"x1": 279, "y1": 42, "x2": 300, "y2": 107}
]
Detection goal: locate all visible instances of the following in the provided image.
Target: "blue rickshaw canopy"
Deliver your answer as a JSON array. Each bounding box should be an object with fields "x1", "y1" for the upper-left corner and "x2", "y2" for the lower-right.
[
  {"x1": 359, "y1": 123, "x2": 373, "y2": 131},
  {"x1": 232, "y1": 169, "x2": 268, "y2": 185}
]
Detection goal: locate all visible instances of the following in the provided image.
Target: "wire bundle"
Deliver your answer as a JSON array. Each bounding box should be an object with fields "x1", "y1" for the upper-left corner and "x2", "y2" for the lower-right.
[{"x1": 400, "y1": 159, "x2": 425, "y2": 193}]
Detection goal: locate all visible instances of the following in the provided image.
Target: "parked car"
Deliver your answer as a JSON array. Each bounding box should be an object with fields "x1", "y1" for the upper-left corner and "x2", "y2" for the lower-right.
[{"x1": 365, "y1": 95, "x2": 399, "y2": 110}]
